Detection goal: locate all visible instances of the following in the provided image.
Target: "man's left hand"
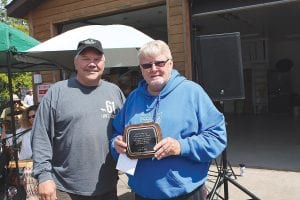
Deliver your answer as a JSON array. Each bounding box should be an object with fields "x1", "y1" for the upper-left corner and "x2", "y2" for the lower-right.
[{"x1": 154, "y1": 137, "x2": 181, "y2": 160}]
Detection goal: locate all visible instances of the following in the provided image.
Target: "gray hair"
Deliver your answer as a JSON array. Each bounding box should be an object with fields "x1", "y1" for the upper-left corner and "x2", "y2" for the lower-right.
[{"x1": 138, "y1": 40, "x2": 172, "y2": 60}]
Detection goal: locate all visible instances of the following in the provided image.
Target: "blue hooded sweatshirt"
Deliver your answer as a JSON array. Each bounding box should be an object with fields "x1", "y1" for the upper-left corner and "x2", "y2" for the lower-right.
[{"x1": 111, "y1": 69, "x2": 227, "y2": 199}]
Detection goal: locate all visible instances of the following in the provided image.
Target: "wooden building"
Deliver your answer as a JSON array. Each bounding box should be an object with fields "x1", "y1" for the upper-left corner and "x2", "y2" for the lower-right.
[
  {"x1": 6, "y1": 0, "x2": 192, "y2": 81},
  {"x1": 7, "y1": 0, "x2": 300, "y2": 115}
]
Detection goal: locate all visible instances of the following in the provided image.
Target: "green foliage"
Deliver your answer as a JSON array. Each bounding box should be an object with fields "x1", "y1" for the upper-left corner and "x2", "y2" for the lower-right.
[
  {"x1": 0, "y1": 0, "x2": 28, "y2": 33},
  {"x1": 0, "y1": 0, "x2": 8, "y2": 22},
  {"x1": 0, "y1": 72, "x2": 33, "y2": 101}
]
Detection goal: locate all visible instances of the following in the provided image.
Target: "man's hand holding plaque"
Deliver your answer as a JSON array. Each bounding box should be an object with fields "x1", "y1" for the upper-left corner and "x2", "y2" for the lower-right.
[{"x1": 123, "y1": 122, "x2": 162, "y2": 159}]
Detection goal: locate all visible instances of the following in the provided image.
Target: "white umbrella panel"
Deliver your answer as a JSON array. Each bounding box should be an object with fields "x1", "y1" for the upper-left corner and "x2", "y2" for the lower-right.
[{"x1": 16, "y1": 24, "x2": 154, "y2": 71}]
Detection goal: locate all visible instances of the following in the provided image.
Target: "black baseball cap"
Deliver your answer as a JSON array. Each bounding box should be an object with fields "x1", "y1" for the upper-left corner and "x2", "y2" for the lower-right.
[{"x1": 76, "y1": 38, "x2": 104, "y2": 55}]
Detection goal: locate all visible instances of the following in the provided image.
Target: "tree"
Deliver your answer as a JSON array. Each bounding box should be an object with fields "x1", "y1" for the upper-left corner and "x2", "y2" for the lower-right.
[
  {"x1": 0, "y1": 72, "x2": 32, "y2": 97},
  {"x1": 0, "y1": 0, "x2": 32, "y2": 109},
  {"x1": 1, "y1": 0, "x2": 28, "y2": 32},
  {"x1": 0, "y1": 0, "x2": 7, "y2": 21}
]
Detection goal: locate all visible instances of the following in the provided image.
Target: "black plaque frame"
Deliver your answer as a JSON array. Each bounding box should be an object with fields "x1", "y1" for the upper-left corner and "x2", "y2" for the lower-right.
[{"x1": 123, "y1": 122, "x2": 162, "y2": 159}]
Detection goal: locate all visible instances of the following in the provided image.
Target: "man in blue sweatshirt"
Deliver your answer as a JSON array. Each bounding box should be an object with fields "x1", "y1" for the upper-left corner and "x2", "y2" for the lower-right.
[{"x1": 111, "y1": 40, "x2": 227, "y2": 200}]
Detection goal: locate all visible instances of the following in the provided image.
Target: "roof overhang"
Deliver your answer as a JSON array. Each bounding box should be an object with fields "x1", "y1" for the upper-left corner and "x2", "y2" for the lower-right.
[{"x1": 6, "y1": 0, "x2": 42, "y2": 18}]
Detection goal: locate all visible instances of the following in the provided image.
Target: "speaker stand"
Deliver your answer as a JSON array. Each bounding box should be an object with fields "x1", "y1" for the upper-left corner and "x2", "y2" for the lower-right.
[
  {"x1": 207, "y1": 148, "x2": 261, "y2": 200},
  {"x1": 208, "y1": 100, "x2": 260, "y2": 200},
  {"x1": 212, "y1": 155, "x2": 237, "y2": 181}
]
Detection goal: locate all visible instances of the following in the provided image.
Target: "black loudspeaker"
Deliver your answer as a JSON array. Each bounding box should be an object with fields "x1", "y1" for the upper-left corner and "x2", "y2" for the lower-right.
[{"x1": 195, "y1": 32, "x2": 245, "y2": 101}]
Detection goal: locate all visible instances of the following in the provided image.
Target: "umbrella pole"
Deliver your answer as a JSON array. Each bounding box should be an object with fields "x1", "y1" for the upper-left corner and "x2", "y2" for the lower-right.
[{"x1": 7, "y1": 50, "x2": 20, "y2": 184}]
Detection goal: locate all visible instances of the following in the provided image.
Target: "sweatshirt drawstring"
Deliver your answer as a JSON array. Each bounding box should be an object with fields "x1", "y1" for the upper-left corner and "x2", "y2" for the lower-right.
[{"x1": 153, "y1": 95, "x2": 160, "y2": 123}]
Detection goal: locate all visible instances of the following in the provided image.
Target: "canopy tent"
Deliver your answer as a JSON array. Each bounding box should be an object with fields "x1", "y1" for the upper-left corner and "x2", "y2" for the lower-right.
[
  {"x1": 0, "y1": 22, "x2": 40, "y2": 176},
  {"x1": 16, "y1": 24, "x2": 154, "y2": 71},
  {"x1": 0, "y1": 22, "x2": 41, "y2": 73},
  {"x1": 0, "y1": 22, "x2": 38, "y2": 52}
]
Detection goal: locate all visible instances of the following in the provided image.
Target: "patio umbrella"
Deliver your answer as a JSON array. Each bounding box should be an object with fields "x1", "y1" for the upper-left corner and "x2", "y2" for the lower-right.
[
  {"x1": 0, "y1": 22, "x2": 39, "y2": 171},
  {"x1": 16, "y1": 24, "x2": 154, "y2": 71}
]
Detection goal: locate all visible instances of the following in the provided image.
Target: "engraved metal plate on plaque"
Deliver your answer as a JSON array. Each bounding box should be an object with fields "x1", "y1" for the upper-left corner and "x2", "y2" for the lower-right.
[{"x1": 123, "y1": 122, "x2": 162, "y2": 159}]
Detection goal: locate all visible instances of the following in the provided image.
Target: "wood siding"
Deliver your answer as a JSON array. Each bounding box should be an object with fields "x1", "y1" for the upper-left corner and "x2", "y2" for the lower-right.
[
  {"x1": 26, "y1": 0, "x2": 192, "y2": 79},
  {"x1": 28, "y1": 0, "x2": 165, "y2": 40},
  {"x1": 167, "y1": 0, "x2": 192, "y2": 79}
]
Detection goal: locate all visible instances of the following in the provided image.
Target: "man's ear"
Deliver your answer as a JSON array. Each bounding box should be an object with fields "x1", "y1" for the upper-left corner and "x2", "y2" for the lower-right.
[{"x1": 74, "y1": 57, "x2": 78, "y2": 71}]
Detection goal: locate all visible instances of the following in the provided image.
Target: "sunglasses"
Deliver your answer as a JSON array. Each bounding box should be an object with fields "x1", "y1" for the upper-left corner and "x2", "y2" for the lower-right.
[
  {"x1": 140, "y1": 59, "x2": 169, "y2": 69},
  {"x1": 28, "y1": 115, "x2": 35, "y2": 119}
]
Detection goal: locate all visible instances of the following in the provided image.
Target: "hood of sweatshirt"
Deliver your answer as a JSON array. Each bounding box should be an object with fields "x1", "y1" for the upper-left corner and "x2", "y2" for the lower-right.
[{"x1": 134, "y1": 69, "x2": 186, "y2": 122}]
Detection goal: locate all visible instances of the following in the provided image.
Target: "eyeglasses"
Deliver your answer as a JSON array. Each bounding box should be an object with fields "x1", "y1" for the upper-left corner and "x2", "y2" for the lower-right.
[
  {"x1": 28, "y1": 115, "x2": 35, "y2": 119},
  {"x1": 140, "y1": 59, "x2": 169, "y2": 69}
]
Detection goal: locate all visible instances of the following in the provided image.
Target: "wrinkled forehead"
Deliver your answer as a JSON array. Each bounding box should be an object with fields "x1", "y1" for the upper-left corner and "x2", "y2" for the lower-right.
[
  {"x1": 139, "y1": 48, "x2": 162, "y2": 58},
  {"x1": 140, "y1": 55, "x2": 167, "y2": 63},
  {"x1": 139, "y1": 47, "x2": 172, "y2": 62}
]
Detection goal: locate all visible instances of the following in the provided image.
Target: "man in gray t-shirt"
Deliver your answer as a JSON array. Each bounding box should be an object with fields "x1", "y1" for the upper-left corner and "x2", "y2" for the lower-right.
[{"x1": 31, "y1": 38, "x2": 125, "y2": 200}]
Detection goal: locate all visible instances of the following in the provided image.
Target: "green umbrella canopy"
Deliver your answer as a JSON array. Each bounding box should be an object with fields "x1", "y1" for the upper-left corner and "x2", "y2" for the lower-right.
[
  {"x1": 0, "y1": 22, "x2": 39, "y2": 52},
  {"x1": 0, "y1": 22, "x2": 40, "y2": 72}
]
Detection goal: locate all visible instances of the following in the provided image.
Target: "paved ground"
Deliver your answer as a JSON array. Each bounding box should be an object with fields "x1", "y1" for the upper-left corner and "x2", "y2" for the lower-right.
[{"x1": 117, "y1": 166, "x2": 300, "y2": 200}]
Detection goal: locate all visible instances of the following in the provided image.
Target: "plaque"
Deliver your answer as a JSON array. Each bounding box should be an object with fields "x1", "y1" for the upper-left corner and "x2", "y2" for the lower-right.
[{"x1": 123, "y1": 122, "x2": 162, "y2": 159}]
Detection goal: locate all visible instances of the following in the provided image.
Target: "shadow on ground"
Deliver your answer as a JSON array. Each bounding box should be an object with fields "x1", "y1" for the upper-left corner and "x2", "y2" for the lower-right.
[{"x1": 225, "y1": 114, "x2": 300, "y2": 171}]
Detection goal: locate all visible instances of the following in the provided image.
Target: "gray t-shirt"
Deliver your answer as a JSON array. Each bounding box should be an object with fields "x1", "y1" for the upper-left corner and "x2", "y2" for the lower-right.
[{"x1": 31, "y1": 77, "x2": 125, "y2": 196}]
